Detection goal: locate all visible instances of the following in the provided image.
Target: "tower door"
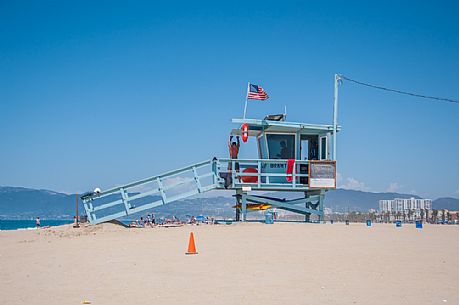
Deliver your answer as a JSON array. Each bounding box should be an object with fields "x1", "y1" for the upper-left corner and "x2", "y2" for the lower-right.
[
  {"x1": 300, "y1": 135, "x2": 318, "y2": 185},
  {"x1": 300, "y1": 139, "x2": 309, "y2": 160},
  {"x1": 300, "y1": 135, "x2": 318, "y2": 160}
]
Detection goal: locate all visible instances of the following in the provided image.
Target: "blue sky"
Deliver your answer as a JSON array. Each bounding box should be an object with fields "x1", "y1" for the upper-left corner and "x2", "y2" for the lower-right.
[{"x1": 0, "y1": 0, "x2": 458, "y2": 198}]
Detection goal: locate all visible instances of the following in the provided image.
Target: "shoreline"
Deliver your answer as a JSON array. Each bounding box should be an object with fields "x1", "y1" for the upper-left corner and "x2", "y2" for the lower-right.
[{"x1": 2, "y1": 217, "x2": 458, "y2": 231}]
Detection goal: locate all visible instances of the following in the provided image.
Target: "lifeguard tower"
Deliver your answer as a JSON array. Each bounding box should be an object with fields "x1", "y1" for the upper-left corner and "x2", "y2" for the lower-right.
[
  {"x1": 225, "y1": 114, "x2": 338, "y2": 221},
  {"x1": 81, "y1": 78, "x2": 341, "y2": 224},
  {"x1": 80, "y1": 114, "x2": 339, "y2": 224}
]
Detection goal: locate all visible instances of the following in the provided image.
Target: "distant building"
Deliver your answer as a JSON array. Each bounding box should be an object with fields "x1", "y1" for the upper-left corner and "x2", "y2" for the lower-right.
[
  {"x1": 378, "y1": 197, "x2": 432, "y2": 222},
  {"x1": 428, "y1": 209, "x2": 459, "y2": 224}
]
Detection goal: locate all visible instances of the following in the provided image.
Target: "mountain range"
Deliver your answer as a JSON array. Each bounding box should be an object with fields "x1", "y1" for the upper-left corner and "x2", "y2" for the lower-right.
[{"x1": 1, "y1": 186, "x2": 458, "y2": 219}]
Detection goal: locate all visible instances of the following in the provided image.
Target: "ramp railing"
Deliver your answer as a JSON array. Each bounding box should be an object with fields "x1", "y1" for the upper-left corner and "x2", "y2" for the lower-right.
[{"x1": 81, "y1": 159, "x2": 221, "y2": 224}]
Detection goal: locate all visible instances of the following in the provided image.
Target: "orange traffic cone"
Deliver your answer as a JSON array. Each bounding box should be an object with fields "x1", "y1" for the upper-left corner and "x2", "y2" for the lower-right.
[{"x1": 186, "y1": 232, "x2": 198, "y2": 255}]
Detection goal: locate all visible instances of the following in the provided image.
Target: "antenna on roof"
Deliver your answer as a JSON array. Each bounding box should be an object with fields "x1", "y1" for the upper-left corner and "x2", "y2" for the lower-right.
[{"x1": 284, "y1": 105, "x2": 287, "y2": 119}]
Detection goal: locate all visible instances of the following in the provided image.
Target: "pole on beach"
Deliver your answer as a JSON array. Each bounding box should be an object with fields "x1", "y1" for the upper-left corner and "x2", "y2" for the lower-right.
[{"x1": 74, "y1": 193, "x2": 80, "y2": 228}]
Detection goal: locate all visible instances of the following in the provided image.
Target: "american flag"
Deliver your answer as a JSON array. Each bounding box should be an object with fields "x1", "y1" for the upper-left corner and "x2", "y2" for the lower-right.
[{"x1": 247, "y1": 83, "x2": 269, "y2": 100}]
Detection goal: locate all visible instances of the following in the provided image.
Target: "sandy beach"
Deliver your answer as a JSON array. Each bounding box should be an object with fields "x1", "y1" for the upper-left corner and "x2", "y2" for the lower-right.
[{"x1": 0, "y1": 222, "x2": 458, "y2": 305}]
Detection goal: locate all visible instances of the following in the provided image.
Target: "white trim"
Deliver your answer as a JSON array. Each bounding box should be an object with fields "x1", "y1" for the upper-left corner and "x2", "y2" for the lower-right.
[{"x1": 232, "y1": 118, "x2": 342, "y2": 132}]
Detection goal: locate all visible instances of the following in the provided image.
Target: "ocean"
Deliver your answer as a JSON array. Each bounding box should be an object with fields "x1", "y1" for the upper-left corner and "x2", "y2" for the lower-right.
[{"x1": 0, "y1": 219, "x2": 74, "y2": 231}]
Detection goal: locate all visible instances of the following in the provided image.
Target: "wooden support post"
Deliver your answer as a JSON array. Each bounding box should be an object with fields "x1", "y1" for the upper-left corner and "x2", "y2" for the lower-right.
[
  {"x1": 318, "y1": 190, "x2": 325, "y2": 222},
  {"x1": 235, "y1": 189, "x2": 242, "y2": 221},
  {"x1": 242, "y1": 192, "x2": 247, "y2": 222},
  {"x1": 304, "y1": 192, "x2": 310, "y2": 222}
]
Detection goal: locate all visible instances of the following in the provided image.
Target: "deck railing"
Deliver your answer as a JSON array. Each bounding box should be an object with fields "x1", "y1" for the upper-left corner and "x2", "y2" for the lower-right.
[{"x1": 216, "y1": 158, "x2": 310, "y2": 190}]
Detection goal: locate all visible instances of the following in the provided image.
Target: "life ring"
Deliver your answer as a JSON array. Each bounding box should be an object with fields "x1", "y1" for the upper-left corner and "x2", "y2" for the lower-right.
[{"x1": 241, "y1": 123, "x2": 249, "y2": 143}]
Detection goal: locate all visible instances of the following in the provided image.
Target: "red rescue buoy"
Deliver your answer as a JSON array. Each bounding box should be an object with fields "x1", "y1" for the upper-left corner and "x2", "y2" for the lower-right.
[
  {"x1": 241, "y1": 167, "x2": 258, "y2": 183},
  {"x1": 241, "y1": 123, "x2": 249, "y2": 143}
]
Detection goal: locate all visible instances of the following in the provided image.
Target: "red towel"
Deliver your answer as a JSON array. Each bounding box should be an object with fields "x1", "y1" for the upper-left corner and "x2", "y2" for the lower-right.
[{"x1": 286, "y1": 159, "x2": 295, "y2": 182}]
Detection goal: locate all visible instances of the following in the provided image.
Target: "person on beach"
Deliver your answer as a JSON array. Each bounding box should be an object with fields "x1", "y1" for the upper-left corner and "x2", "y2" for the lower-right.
[
  {"x1": 224, "y1": 135, "x2": 240, "y2": 187},
  {"x1": 35, "y1": 217, "x2": 40, "y2": 228},
  {"x1": 73, "y1": 216, "x2": 80, "y2": 228},
  {"x1": 147, "y1": 214, "x2": 152, "y2": 226},
  {"x1": 228, "y1": 135, "x2": 240, "y2": 167}
]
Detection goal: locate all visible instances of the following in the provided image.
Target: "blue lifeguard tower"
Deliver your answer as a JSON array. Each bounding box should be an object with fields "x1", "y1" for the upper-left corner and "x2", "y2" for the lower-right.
[
  {"x1": 225, "y1": 115, "x2": 339, "y2": 221},
  {"x1": 81, "y1": 78, "x2": 341, "y2": 224}
]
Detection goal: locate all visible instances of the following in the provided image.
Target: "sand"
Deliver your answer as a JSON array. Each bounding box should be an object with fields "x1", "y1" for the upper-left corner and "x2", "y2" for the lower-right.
[{"x1": 0, "y1": 222, "x2": 458, "y2": 305}]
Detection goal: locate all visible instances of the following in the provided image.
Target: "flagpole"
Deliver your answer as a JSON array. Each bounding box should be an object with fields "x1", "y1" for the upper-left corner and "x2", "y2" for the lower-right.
[
  {"x1": 243, "y1": 82, "x2": 250, "y2": 120},
  {"x1": 333, "y1": 74, "x2": 341, "y2": 160}
]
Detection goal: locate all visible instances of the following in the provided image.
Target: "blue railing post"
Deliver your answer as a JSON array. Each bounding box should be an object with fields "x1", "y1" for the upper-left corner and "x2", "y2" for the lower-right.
[
  {"x1": 192, "y1": 166, "x2": 202, "y2": 193},
  {"x1": 212, "y1": 159, "x2": 217, "y2": 185},
  {"x1": 156, "y1": 178, "x2": 167, "y2": 204},
  {"x1": 84, "y1": 202, "x2": 92, "y2": 223},
  {"x1": 120, "y1": 188, "x2": 130, "y2": 214},
  {"x1": 292, "y1": 161, "x2": 296, "y2": 188},
  {"x1": 231, "y1": 160, "x2": 236, "y2": 188},
  {"x1": 257, "y1": 160, "x2": 261, "y2": 187}
]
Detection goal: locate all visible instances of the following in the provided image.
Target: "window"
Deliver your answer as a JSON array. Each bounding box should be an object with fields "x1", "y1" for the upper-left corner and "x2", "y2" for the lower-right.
[
  {"x1": 266, "y1": 134, "x2": 295, "y2": 159},
  {"x1": 321, "y1": 137, "x2": 327, "y2": 160},
  {"x1": 257, "y1": 135, "x2": 268, "y2": 159}
]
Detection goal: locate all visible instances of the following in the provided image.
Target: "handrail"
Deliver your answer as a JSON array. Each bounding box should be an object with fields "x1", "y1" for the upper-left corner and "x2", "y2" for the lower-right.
[
  {"x1": 82, "y1": 159, "x2": 219, "y2": 224},
  {"x1": 84, "y1": 158, "x2": 312, "y2": 202},
  {"x1": 218, "y1": 158, "x2": 309, "y2": 163},
  {"x1": 83, "y1": 159, "x2": 214, "y2": 201},
  {"x1": 216, "y1": 158, "x2": 311, "y2": 189}
]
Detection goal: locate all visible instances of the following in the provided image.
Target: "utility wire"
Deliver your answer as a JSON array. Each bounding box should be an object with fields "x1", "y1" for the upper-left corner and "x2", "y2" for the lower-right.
[{"x1": 340, "y1": 75, "x2": 459, "y2": 104}]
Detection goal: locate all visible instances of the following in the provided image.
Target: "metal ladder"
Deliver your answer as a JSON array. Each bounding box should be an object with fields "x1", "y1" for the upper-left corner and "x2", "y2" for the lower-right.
[{"x1": 81, "y1": 159, "x2": 222, "y2": 224}]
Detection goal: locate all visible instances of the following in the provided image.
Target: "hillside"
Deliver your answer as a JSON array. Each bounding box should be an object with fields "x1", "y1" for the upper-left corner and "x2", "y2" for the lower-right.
[
  {"x1": 0, "y1": 187, "x2": 79, "y2": 219},
  {"x1": 1, "y1": 186, "x2": 458, "y2": 219},
  {"x1": 431, "y1": 197, "x2": 459, "y2": 211}
]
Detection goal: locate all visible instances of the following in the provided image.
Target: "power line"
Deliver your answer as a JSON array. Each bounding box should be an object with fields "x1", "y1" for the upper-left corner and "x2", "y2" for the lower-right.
[{"x1": 340, "y1": 75, "x2": 459, "y2": 104}]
